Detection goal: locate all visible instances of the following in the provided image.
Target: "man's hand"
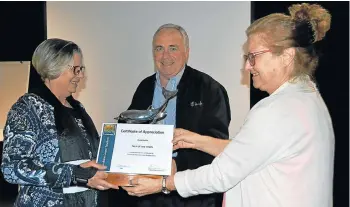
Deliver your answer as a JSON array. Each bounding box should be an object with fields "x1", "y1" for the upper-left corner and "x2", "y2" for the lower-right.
[
  {"x1": 122, "y1": 176, "x2": 162, "y2": 197},
  {"x1": 123, "y1": 159, "x2": 177, "y2": 197},
  {"x1": 171, "y1": 159, "x2": 177, "y2": 175}
]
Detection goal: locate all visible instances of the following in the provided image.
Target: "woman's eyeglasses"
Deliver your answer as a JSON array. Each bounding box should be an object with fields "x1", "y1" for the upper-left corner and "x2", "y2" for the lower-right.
[
  {"x1": 243, "y1": 50, "x2": 271, "y2": 66},
  {"x1": 68, "y1": 65, "x2": 85, "y2": 76}
]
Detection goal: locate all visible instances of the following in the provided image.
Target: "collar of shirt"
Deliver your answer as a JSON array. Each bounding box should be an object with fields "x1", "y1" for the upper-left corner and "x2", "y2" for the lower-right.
[{"x1": 155, "y1": 65, "x2": 186, "y2": 90}]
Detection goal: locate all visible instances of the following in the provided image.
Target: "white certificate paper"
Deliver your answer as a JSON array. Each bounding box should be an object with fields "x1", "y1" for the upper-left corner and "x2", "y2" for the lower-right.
[{"x1": 97, "y1": 123, "x2": 173, "y2": 175}]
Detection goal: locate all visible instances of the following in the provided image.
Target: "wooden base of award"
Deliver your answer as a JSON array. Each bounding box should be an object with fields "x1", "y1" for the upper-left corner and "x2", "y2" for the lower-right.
[{"x1": 106, "y1": 173, "x2": 162, "y2": 186}]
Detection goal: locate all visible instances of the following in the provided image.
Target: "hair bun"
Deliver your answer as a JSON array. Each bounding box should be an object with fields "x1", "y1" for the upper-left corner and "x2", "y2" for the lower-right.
[
  {"x1": 289, "y1": 3, "x2": 331, "y2": 42},
  {"x1": 293, "y1": 8, "x2": 310, "y2": 22}
]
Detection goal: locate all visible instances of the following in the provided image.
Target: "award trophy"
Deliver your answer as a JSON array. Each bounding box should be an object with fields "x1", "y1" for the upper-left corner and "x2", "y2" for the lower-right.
[{"x1": 105, "y1": 87, "x2": 177, "y2": 186}]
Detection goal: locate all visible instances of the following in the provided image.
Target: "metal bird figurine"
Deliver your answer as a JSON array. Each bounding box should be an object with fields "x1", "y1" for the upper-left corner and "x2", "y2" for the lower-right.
[{"x1": 114, "y1": 87, "x2": 177, "y2": 124}]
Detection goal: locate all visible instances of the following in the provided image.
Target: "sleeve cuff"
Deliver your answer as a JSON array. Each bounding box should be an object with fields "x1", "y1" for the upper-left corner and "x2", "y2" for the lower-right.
[
  {"x1": 174, "y1": 170, "x2": 198, "y2": 198},
  {"x1": 71, "y1": 166, "x2": 97, "y2": 186}
]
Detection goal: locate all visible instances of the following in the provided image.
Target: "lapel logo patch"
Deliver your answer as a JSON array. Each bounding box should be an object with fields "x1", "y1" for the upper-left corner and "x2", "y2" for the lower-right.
[{"x1": 190, "y1": 101, "x2": 203, "y2": 107}]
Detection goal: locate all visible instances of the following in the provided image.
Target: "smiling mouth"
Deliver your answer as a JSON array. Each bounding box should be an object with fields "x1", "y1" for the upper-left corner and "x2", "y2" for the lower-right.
[
  {"x1": 251, "y1": 72, "x2": 259, "y2": 77},
  {"x1": 71, "y1": 81, "x2": 79, "y2": 86},
  {"x1": 161, "y1": 61, "x2": 174, "y2": 66}
]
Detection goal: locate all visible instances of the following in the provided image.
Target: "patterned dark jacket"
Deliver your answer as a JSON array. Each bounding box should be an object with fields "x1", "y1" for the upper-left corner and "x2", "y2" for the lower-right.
[{"x1": 1, "y1": 83, "x2": 101, "y2": 207}]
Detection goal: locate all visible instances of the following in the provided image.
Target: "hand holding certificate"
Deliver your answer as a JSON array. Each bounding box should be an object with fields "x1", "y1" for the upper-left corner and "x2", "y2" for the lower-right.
[{"x1": 96, "y1": 123, "x2": 174, "y2": 186}]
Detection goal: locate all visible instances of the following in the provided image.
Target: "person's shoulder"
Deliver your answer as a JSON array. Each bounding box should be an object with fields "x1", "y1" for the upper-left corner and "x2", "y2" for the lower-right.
[
  {"x1": 186, "y1": 66, "x2": 216, "y2": 82},
  {"x1": 272, "y1": 90, "x2": 308, "y2": 109},
  {"x1": 137, "y1": 73, "x2": 156, "y2": 87},
  {"x1": 251, "y1": 91, "x2": 307, "y2": 122},
  {"x1": 186, "y1": 66, "x2": 226, "y2": 89},
  {"x1": 12, "y1": 93, "x2": 45, "y2": 107},
  {"x1": 252, "y1": 93, "x2": 290, "y2": 111},
  {"x1": 6, "y1": 93, "x2": 48, "y2": 120},
  {"x1": 133, "y1": 73, "x2": 156, "y2": 95}
]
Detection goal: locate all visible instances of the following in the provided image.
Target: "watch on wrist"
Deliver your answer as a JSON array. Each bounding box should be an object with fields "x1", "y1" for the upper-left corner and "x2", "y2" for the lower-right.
[{"x1": 161, "y1": 176, "x2": 170, "y2": 194}]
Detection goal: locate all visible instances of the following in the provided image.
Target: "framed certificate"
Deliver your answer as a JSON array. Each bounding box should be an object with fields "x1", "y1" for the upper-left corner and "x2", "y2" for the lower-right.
[{"x1": 97, "y1": 123, "x2": 174, "y2": 185}]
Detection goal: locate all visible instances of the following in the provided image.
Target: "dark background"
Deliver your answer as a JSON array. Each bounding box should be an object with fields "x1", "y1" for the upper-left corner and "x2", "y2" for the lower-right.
[
  {"x1": 0, "y1": 1, "x2": 348, "y2": 206},
  {"x1": 0, "y1": 2, "x2": 47, "y2": 205},
  {"x1": 251, "y1": 2, "x2": 349, "y2": 207}
]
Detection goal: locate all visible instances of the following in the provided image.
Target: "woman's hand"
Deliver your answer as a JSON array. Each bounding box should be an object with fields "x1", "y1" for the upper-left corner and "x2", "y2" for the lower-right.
[
  {"x1": 80, "y1": 160, "x2": 106, "y2": 169},
  {"x1": 173, "y1": 129, "x2": 229, "y2": 156},
  {"x1": 87, "y1": 171, "x2": 119, "y2": 190},
  {"x1": 80, "y1": 160, "x2": 119, "y2": 190},
  {"x1": 173, "y1": 128, "x2": 205, "y2": 150}
]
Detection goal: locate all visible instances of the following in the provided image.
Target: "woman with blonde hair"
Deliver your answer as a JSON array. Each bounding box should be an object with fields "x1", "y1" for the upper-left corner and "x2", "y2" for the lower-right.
[{"x1": 124, "y1": 3, "x2": 335, "y2": 207}]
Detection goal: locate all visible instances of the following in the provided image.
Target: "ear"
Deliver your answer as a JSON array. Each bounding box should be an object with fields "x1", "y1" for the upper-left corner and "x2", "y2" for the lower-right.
[
  {"x1": 281, "y1": 47, "x2": 295, "y2": 67},
  {"x1": 185, "y1": 47, "x2": 190, "y2": 63}
]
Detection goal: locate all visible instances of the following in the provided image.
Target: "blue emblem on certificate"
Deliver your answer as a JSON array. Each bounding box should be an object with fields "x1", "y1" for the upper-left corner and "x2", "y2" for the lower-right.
[{"x1": 97, "y1": 123, "x2": 117, "y2": 171}]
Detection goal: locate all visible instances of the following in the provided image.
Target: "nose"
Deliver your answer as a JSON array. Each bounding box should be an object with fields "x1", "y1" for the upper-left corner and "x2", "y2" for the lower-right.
[
  {"x1": 244, "y1": 59, "x2": 253, "y2": 71},
  {"x1": 161, "y1": 49, "x2": 171, "y2": 58},
  {"x1": 77, "y1": 71, "x2": 85, "y2": 78}
]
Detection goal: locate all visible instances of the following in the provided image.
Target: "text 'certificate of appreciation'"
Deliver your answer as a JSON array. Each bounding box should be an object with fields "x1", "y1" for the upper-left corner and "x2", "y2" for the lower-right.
[{"x1": 97, "y1": 123, "x2": 173, "y2": 176}]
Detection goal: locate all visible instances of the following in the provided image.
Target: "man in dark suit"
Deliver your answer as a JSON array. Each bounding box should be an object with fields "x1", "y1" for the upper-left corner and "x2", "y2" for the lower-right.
[{"x1": 112, "y1": 23, "x2": 231, "y2": 207}]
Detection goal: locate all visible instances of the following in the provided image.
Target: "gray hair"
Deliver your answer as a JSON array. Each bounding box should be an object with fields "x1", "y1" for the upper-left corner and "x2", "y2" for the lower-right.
[
  {"x1": 153, "y1": 23, "x2": 189, "y2": 50},
  {"x1": 32, "y1": 38, "x2": 83, "y2": 80}
]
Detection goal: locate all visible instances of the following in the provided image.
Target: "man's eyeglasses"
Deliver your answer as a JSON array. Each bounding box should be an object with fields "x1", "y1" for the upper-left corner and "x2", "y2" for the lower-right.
[
  {"x1": 68, "y1": 65, "x2": 85, "y2": 76},
  {"x1": 243, "y1": 50, "x2": 271, "y2": 66}
]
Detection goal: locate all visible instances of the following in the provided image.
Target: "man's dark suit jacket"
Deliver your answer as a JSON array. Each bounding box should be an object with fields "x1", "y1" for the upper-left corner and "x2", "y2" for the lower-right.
[{"x1": 108, "y1": 65, "x2": 231, "y2": 207}]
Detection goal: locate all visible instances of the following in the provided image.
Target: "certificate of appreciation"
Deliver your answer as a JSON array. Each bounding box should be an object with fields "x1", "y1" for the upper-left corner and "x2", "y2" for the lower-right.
[{"x1": 97, "y1": 123, "x2": 173, "y2": 176}]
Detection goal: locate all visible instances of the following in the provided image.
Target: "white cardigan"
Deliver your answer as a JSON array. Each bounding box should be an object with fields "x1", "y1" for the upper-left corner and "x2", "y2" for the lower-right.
[{"x1": 174, "y1": 79, "x2": 335, "y2": 207}]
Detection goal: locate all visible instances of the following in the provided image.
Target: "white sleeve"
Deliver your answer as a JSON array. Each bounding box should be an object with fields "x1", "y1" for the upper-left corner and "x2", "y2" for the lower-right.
[{"x1": 174, "y1": 103, "x2": 298, "y2": 198}]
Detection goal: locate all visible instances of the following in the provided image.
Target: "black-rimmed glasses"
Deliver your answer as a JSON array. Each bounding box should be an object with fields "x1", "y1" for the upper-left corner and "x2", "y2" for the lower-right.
[{"x1": 243, "y1": 50, "x2": 271, "y2": 66}]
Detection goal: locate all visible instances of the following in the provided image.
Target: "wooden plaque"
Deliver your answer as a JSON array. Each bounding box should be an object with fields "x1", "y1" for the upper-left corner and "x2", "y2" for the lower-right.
[{"x1": 106, "y1": 173, "x2": 162, "y2": 186}]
